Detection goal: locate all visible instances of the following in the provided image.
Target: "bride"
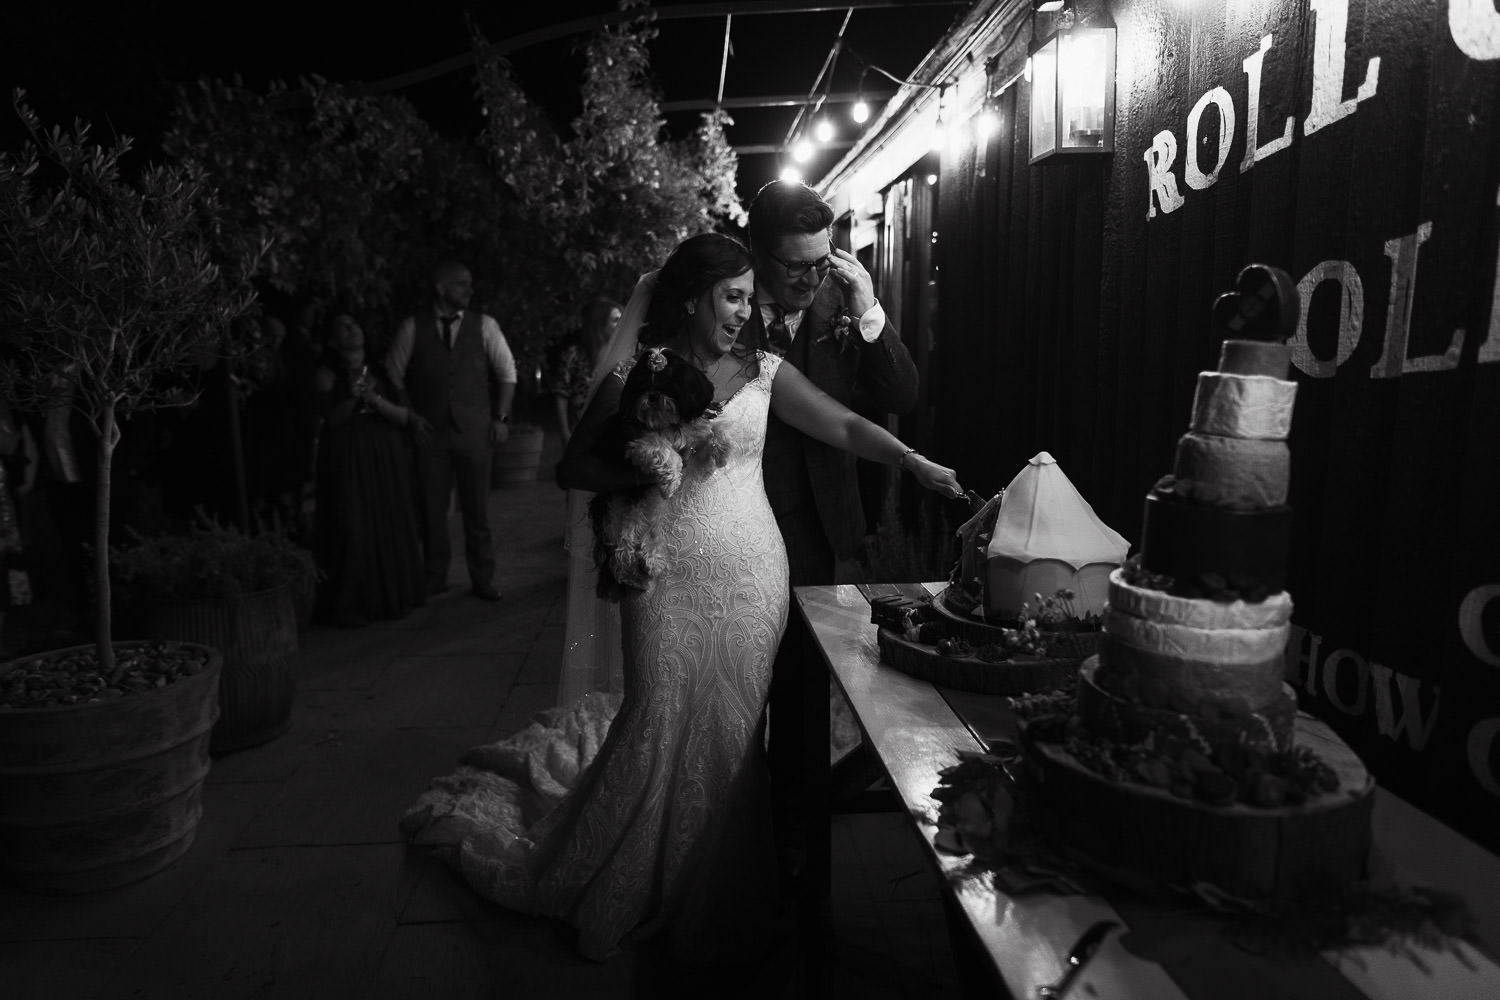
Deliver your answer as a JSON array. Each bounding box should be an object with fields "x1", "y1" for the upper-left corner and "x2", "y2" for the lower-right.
[{"x1": 402, "y1": 233, "x2": 962, "y2": 964}]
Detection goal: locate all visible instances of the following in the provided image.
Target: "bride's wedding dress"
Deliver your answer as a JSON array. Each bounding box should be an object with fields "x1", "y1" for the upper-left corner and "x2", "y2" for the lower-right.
[{"x1": 402, "y1": 352, "x2": 789, "y2": 962}]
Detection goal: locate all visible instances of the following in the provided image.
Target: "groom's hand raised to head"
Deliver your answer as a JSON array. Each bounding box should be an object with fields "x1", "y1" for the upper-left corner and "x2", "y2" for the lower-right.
[{"x1": 826, "y1": 247, "x2": 876, "y2": 317}]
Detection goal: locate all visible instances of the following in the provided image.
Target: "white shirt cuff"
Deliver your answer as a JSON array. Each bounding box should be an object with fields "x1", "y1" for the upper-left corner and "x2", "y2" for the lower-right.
[{"x1": 857, "y1": 300, "x2": 886, "y2": 342}]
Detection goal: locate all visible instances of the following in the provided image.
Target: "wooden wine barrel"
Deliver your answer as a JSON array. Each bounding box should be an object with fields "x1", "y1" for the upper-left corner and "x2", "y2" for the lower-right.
[
  {"x1": 0, "y1": 642, "x2": 222, "y2": 893},
  {"x1": 147, "y1": 585, "x2": 297, "y2": 754},
  {"x1": 490, "y1": 423, "x2": 545, "y2": 488}
]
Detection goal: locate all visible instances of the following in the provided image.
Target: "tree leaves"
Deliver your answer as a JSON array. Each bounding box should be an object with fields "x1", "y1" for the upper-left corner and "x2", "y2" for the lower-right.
[
  {"x1": 0, "y1": 89, "x2": 266, "y2": 667},
  {"x1": 468, "y1": 2, "x2": 743, "y2": 374}
]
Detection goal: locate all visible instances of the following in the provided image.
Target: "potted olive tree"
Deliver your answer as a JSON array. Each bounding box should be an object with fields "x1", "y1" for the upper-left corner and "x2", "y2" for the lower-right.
[{"x1": 0, "y1": 92, "x2": 264, "y2": 892}]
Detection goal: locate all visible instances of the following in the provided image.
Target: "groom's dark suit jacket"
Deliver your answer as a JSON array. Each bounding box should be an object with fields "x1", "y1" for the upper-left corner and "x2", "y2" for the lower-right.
[{"x1": 749, "y1": 280, "x2": 918, "y2": 569}]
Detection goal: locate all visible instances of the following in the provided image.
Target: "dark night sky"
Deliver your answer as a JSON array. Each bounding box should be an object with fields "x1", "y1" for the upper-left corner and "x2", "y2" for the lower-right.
[{"x1": 1, "y1": 2, "x2": 967, "y2": 201}]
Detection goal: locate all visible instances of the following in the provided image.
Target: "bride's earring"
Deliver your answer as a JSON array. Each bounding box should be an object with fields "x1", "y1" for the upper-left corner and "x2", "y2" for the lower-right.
[{"x1": 686, "y1": 302, "x2": 696, "y2": 315}]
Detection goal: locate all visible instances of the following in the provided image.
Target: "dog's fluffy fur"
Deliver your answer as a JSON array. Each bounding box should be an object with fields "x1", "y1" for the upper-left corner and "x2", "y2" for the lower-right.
[{"x1": 590, "y1": 350, "x2": 730, "y2": 597}]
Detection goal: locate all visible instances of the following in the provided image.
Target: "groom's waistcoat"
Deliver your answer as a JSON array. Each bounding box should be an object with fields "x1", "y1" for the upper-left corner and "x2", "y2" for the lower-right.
[
  {"x1": 762, "y1": 313, "x2": 817, "y2": 515},
  {"x1": 404, "y1": 310, "x2": 489, "y2": 436},
  {"x1": 759, "y1": 283, "x2": 866, "y2": 561}
]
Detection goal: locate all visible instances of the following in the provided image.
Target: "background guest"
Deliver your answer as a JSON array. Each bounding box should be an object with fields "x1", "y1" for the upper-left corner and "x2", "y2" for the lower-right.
[
  {"x1": 311, "y1": 312, "x2": 426, "y2": 627},
  {"x1": 546, "y1": 296, "x2": 622, "y2": 449},
  {"x1": 386, "y1": 259, "x2": 516, "y2": 602}
]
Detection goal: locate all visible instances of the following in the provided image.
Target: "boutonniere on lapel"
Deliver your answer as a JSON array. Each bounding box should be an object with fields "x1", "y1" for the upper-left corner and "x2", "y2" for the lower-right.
[{"x1": 816, "y1": 307, "x2": 856, "y2": 354}]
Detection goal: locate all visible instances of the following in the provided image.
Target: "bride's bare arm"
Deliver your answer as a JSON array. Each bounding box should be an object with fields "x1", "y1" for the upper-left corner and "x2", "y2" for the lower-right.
[
  {"x1": 768, "y1": 361, "x2": 964, "y2": 498},
  {"x1": 556, "y1": 373, "x2": 651, "y2": 492}
]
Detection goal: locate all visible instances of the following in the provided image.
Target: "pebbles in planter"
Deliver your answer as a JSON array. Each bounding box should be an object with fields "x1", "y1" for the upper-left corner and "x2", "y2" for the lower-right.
[{"x1": 0, "y1": 642, "x2": 212, "y2": 710}]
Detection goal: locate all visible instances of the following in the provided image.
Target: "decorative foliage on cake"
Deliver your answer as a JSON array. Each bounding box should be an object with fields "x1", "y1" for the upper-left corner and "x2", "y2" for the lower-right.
[
  {"x1": 931, "y1": 746, "x2": 1476, "y2": 956},
  {"x1": 995, "y1": 588, "x2": 1103, "y2": 658},
  {"x1": 885, "y1": 588, "x2": 1102, "y2": 663},
  {"x1": 1058, "y1": 717, "x2": 1334, "y2": 809},
  {"x1": 1122, "y1": 552, "x2": 1277, "y2": 603}
]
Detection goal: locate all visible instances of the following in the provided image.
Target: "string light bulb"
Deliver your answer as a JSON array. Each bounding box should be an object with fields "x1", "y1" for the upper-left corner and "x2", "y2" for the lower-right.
[
  {"x1": 851, "y1": 67, "x2": 870, "y2": 123},
  {"x1": 977, "y1": 101, "x2": 1001, "y2": 141},
  {"x1": 779, "y1": 165, "x2": 804, "y2": 184},
  {"x1": 930, "y1": 83, "x2": 948, "y2": 151},
  {"x1": 976, "y1": 59, "x2": 1000, "y2": 142},
  {"x1": 792, "y1": 138, "x2": 813, "y2": 163},
  {"x1": 815, "y1": 117, "x2": 835, "y2": 142}
]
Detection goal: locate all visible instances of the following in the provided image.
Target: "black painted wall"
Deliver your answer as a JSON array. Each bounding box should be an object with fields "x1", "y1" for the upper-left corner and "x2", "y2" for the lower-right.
[{"x1": 915, "y1": 0, "x2": 1500, "y2": 850}]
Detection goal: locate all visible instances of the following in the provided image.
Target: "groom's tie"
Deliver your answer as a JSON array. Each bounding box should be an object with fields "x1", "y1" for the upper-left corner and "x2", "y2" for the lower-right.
[{"x1": 765, "y1": 306, "x2": 792, "y2": 356}]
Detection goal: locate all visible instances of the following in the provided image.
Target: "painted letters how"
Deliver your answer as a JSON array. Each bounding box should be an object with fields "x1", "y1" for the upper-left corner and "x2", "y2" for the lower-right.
[
  {"x1": 1285, "y1": 626, "x2": 1443, "y2": 753},
  {"x1": 1304, "y1": 0, "x2": 1381, "y2": 136}
]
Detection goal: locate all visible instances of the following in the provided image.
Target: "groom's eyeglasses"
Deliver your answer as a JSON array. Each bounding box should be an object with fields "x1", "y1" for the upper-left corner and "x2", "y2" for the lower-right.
[{"x1": 765, "y1": 249, "x2": 834, "y2": 278}]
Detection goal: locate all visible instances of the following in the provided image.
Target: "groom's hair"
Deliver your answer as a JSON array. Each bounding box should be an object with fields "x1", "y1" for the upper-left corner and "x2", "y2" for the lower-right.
[{"x1": 747, "y1": 180, "x2": 835, "y2": 252}]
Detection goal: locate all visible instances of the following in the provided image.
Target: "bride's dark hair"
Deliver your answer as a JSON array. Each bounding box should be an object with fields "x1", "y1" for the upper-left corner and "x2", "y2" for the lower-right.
[{"x1": 639, "y1": 233, "x2": 753, "y2": 348}]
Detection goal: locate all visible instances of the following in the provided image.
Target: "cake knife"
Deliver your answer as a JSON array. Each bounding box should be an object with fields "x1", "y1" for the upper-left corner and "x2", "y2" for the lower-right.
[{"x1": 1035, "y1": 919, "x2": 1120, "y2": 999}]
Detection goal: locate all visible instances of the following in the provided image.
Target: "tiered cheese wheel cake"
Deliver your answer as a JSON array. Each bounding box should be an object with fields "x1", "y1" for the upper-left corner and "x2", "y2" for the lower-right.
[{"x1": 1024, "y1": 265, "x2": 1375, "y2": 907}]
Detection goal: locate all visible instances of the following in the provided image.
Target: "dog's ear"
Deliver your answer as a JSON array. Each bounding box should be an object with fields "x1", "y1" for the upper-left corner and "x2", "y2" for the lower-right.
[
  {"x1": 620, "y1": 357, "x2": 655, "y2": 400},
  {"x1": 671, "y1": 360, "x2": 715, "y2": 422}
]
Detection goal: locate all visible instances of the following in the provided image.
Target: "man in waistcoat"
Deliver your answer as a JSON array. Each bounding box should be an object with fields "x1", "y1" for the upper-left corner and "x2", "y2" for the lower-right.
[
  {"x1": 746, "y1": 180, "x2": 918, "y2": 931},
  {"x1": 387, "y1": 259, "x2": 516, "y2": 601}
]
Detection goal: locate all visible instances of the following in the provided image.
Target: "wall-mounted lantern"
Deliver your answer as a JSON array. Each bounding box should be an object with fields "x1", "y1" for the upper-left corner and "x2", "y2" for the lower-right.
[{"x1": 1028, "y1": 26, "x2": 1116, "y2": 164}]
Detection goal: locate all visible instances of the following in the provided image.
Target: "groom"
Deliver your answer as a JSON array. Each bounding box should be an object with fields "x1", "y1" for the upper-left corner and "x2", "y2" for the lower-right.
[{"x1": 746, "y1": 180, "x2": 918, "y2": 913}]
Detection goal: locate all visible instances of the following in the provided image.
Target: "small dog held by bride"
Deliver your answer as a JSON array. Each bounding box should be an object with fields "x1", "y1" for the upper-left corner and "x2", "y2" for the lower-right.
[{"x1": 590, "y1": 347, "x2": 728, "y2": 596}]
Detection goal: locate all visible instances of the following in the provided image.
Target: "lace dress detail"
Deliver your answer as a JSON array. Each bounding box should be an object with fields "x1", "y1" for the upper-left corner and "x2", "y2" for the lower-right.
[{"x1": 403, "y1": 352, "x2": 788, "y2": 962}]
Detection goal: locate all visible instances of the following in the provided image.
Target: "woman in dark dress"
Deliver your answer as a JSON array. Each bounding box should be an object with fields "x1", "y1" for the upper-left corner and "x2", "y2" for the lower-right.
[
  {"x1": 312, "y1": 312, "x2": 426, "y2": 626},
  {"x1": 546, "y1": 296, "x2": 622, "y2": 448}
]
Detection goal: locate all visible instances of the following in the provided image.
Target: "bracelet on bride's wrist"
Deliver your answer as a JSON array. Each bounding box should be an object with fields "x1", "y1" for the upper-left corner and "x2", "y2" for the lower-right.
[{"x1": 897, "y1": 447, "x2": 919, "y2": 471}]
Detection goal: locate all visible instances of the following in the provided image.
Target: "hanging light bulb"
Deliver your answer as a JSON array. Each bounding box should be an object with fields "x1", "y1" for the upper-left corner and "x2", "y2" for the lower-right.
[
  {"x1": 977, "y1": 105, "x2": 1001, "y2": 141},
  {"x1": 779, "y1": 165, "x2": 804, "y2": 184},
  {"x1": 851, "y1": 67, "x2": 870, "y2": 124},
  {"x1": 814, "y1": 117, "x2": 835, "y2": 142},
  {"x1": 930, "y1": 83, "x2": 948, "y2": 151},
  {"x1": 976, "y1": 59, "x2": 1000, "y2": 143},
  {"x1": 792, "y1": 138, "x2": 813, "y2": 163},
  {"x1": 930, "y1": 118, "x2": 947, "y2": 151}
]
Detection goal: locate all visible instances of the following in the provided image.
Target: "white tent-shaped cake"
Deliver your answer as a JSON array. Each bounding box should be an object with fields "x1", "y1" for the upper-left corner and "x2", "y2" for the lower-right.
[{"x1": 984, "y1": 452, "x2": 1130, "y2": 620}]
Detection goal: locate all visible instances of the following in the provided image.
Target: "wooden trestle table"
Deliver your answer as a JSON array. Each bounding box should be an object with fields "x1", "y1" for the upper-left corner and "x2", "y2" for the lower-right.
[{"x1": 796, "y1": 582, "x2": 1500, "y2": 1000}]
